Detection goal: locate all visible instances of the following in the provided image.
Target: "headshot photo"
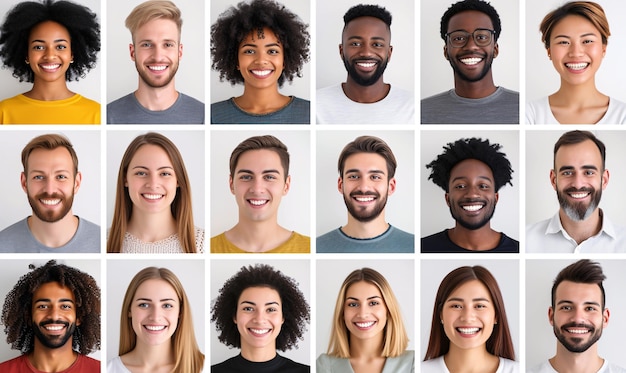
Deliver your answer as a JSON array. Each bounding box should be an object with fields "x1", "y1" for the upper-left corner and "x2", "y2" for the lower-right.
[
  {"x1": 107, "y1": 259, "x2": 205, "y2": 372},
  {"x1": 526, "y1": 0, "x2": 626, "y2": 124},
  {"x1": 210, "y1": 0, "x2": 310, "y2": 124},
  {"x1": 107, "y1": 0, "x2": 205, "y2": 124},
  {"x1": 316, "y1": 259, "x2": 415, "y2": 372},
  {"x1": 0, "y1": 0, "x2": 101, "y2": 124},
  {"x1": 0, "y1": 130, "x2": 101, "y2": 253},
  {"x1": 0, "y1": 259, "x2": 101, "y2": 368},
  {"x1": 316, "y1": 130, "x2": 414, "y2": 253},
  {"x1": 106, "y1": 130, "x2": 205, "y2": 253},
  {"x1": 210, "y1": 259, "x2": 310, "y2": 370},
  {"x1": 526, "y1": 259, "x2": 626, "y2": 371},
  {"x1": 420, "y1": 0, "x2": 520, "y2": 124},
  {"x1": 420, "y1": 130, "x2": 519, "y2": 252},
  {"x1": 420, "y1": 259, "x2": 519, "y2": 372},
  {"x1": 210, "y1": 130, "x2": 310, "y2": 253},
  {"x1": 525, "y1": 130, "x2": 626, "y2": 253},
  {"x1": 316, "y1": 0, "x2": 415, "y2": 124}
]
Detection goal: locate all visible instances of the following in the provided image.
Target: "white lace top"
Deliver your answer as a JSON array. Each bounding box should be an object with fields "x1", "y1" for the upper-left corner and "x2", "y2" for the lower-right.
[{"x1": 121, "y1": 227, "x2": 204, "y2": 253}]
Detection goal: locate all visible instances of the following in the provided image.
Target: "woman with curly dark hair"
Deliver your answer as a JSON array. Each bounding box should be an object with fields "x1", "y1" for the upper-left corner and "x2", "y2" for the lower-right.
[
  {"x1": 210, "y1": 0, "x2": 310, "y2": 124},
  {"x1": 0, "y1": 0, "x2": 100, "y2": 124},
  {"x1": 211, "y1": 263, "x2": 310, "y2": 372}
]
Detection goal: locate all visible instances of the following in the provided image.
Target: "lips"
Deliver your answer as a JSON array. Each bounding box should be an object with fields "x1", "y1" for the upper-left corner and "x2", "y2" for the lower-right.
[
  {"x1": 248, "y1": 198, "x2": 269, "y2": 206},
  {"x1": 459, "y1": 57, "x2": 483, "y2": 65},
  {"x1": 354, "y1": 321, "x2": 376, "y2": 329},
  {"x1": 250, "y1": 69, "x2": 273, "y2": 78},
  {"x1": 565, "y1": 62, "x2": 589, "y2": 71},
  {"x1": 40, "y1": 64, "x2": 61, "y2": 71},
  {"x1": 148, "y1": 65, "x2": 168, "y2": 72},
  {"x1": 144, "y1": 325, "x2": 167, "y2": 332},
  {"x1": 457, "y1": 327, "x2": 481, "y2": 335},
  {"x1": 142, "y1": 193, "x2": 164, "y2": 200},
  {"x1": 248, "y1": 327, "x2": 272, "y2": 336}
]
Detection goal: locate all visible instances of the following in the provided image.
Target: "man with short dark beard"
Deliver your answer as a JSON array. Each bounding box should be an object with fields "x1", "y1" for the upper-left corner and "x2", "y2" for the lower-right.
[
  {"x1": 317, "y1": 136, "x2": 414, "y2": 252},
  {"x1": 526, "y1": 130, "x2": 626, "y2": 253},
  {"x1": 528, "y1": 260, "x2": 625, "y2": 373},
  {"x1": 421, "y1": 0, "x2": 518, "y2": 124},
  {"x1": 316, "y1": 4, "x2": 414, "y2": 124},
  {"x1": 0, "y1": 134, "x2": 100, "y2": 253},
  {"x1": 422, "y1": 137, "x2": 518, "y2": 252}
]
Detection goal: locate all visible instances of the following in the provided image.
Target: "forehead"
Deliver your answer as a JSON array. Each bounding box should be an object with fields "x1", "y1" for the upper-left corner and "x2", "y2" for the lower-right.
[
  {"x1": 240, "y1": 27, "x2": 280, "y2": 45},
  {"x1": 554, "y1": 140, "x2": 602, "y2": 167},
  {"x1": 134, "y1": 18, "x2": 180, "y2": 40},
  {"x1": 238, "y1": 286, "x2": 281, "y2": 302},
  {"x1": 449, "y1": 158, "x2": 494, "y2": 181},
  {"x1": 33, "y1": 281, "x2": 75, "y2": 302},
  {"x1": 236, "y1": 149, "x2": 284, "y2": 172},
  {"x1": 134, "y1": 278, "x2": 177, "y2": 299},
  {"x1": 343, "y1": 16, "x2": 390, "y2": 40},
  {"x1": 448, "y1": 279, "x2": 492, "y2": 300},
  {"x1": 552, "y1": 15, "x2": 599, "y2": 37},
  {"x1": 447, "y1": 10, "x2": 494, "y2": 32},
  {"x1": 555, "y1": 280, "x2": 602, "y2": 303},
  {"x1": 27, "y1": 147, "x2": 73, "y2": 168},
  {"x1": 346, "y1": 280, "x2": 382, "y2": 297},
  {"x1": 343, "y1": 152, "x2": 387, "y2": 172},
  {"x1": 30, "y1": 20, "x2": 71, "y2": 40},
  {"x1": 130, "y1": 144, "x2": 172, "y2": 165}
]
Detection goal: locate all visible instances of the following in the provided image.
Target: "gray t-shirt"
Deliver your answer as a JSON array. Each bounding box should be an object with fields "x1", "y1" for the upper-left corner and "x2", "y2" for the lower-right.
[
  {"x1": 0, "y1": 217, "x2": 100, "y2": 253},
  {"x1": 421, "y1": 87, "x2": 519, "y2": 124},
  {"x1": 107, "y1": 92, "x2": 204, "y2": 124},
  {"x1": 211, "y1": 96, "x2": 310, "y2": 124},
  {"x1": 316, "y1": 225, "x2": 414, "y2": 253}
]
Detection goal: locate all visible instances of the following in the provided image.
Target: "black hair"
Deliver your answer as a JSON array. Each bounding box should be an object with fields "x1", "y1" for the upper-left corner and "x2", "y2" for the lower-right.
[
  {"x1": 210, "y1": 0, "x2": 310, "y2": 87},
  {"x1": 440, "y1": 0, "x2": 502, "y2": 41},
  {"x1": 552, "y1": 259, "x2": 606, "y2": 310},
  {"x1": 0, "y1": 0, "x2": 100, "y2": 82},
  {"x1": 343, "y1": 4, "x2": 392, "y2": 29},
  {"x1": 426, "y1": 137, "x2": 513, "y2": 192}
]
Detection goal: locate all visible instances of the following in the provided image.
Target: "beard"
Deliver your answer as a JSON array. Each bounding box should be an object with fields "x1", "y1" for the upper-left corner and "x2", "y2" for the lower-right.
[
  {"x1": 343, "y1": 190, "x2": 388, "y2": 223},
  {"x1": 448, "y1": 51, "x2": 494, "y2": 82},
  {"x1": 342, "y1": 55, "x2": 388, "y2": 86},
  {"x1": 449, "y1": 198, "x2": 496, "y2": 230},
  {"x1": 32, "y1": 320, "x2": 76, "y2": 349},
  {"x1": 28, "y1": 192, "x2": 74, "y2": 223},
  {"x1": 136, "y1": 58, "x2": 179, "y2": 88},
  {"x1": 553, "y1": 321, "x2": 602, "y2": 353},
  {"x1": 556, "y1": 185, "x2": 602, "y2": 221}
]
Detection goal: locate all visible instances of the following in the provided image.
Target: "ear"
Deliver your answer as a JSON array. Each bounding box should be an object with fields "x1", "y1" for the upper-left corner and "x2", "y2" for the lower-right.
[
  {"x1": 20, "y1": 172, "x2": 27, "y2": 193},
  {"x1": 601, "y1": 168, "x2": 609, "y2": 190},
  {"x1": 229, "y1": 175, "x2": 235, "y2": 195},
  {"x1": 444, "y1": 192, "x2": 451, "y2": 207},
  {"x1": 550, "y1": 169, "x2": 557, "y2": 191},
  {"x1": 338, "y1": 43, "x2": 343, "y2": 59},
  {"x1": 602, "y1": 308, "x2": 610, "y2": 328},
  {"x1": 602, "y1": 43, "x2": 606, "y2": 57},
  {"x1": 494, "y1": 192, "x2": 499, "y2": 204},
  {"x1": 493, "y1": 42, "x2": 499, "y2": 58},
  {"x1": 547, "y1": 47, "x2": 552, "y2": 60},
  {"x1": 548, "y1": 306, "x2": 554, "y2": 326},
  {"x1": 178, "y1": 43, "x2": 183, "y2": 59},
  {"x1": 129, "y1": 43, "x2": 135, "y2": 61},
  {"x1": 387, "y1": 177, "x2": 396, "y2": 196},
  {"x1": 283, "y1": 175, "x2": 291, "y2": 195},
  {"x1": 444, "y1": 45, "x2": 449, "y2": 60},
  {"x1": 387, "y1": 45, "x2": 393, "y2": 62},
  {"x1": 73, "y1": 171, "x2": 82, "y2": 194},
  {"x1": 337, "y1": 176, "x2": 343, "y2": 194}
]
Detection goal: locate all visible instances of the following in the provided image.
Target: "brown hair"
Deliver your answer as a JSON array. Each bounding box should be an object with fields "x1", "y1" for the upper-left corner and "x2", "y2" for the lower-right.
[
  {"x1": 540, "y1": 1, "x2": 610, "y2": 49},
  {"x1": 107, "y1": 132, "x2": 197, "y2": 253},
  {"x1": 119, "y1": 267, "x2": 204, "y2": 373},
  {"x1": 338, "y1": 136, "x2": 397, "y2": 179},
  {"x1": 21, "y1": 133, "x2": 78, "y2": 175},
  {"x1": 553, "y1": 130, "x2": 606, "y2": 170},
  {"x1": 229, "y1": 135, "x2": 290, "y2": 181},
  {"x1": 424, "y1": 266, "x2": 515, "y2": 361},
  {"x1": 552, "y1": 259, "x2": 606, "y2": 310},
  {"x1": 125, "y1": 0, "x2": 182, "y2": 42}
]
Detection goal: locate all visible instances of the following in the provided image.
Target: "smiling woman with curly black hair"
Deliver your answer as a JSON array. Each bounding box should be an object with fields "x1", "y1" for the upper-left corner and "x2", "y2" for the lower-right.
[
  {"x1": 210, "y1": 0, "x2": 310, "y2": 124},
  {"x1": 211, "y1": 263, "x2": 310, "y2": 372},
  {"x1": 0, "y1": 0, "x2": 101, "y2": 124}
]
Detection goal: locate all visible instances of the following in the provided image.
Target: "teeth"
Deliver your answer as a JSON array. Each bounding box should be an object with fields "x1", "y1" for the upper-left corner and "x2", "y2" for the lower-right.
[
  {"x1": 460, "y1": 58, "x2": 482, "y2": 65},
  {"x1": 143, "y1": 194, "x2": 163, "y2": 200},
  {"x1": 249, "y1": 199, "x2": 268, "y2": 206},
  {"x1": 148, "y1": 65, "x2": 167, "y2": 71},
  {"x1": 570, "y1": 192, "x2": 589, "y2": 199},
  {"x1": 250, "y1": 328, "x2": 270, "y2": 334},
  {"x1": 457, "y1": 327, "x2": 480, "y2": 334},
  {"x1": 145, "y1": 325, "x2": 166, "y2": 331},
  {"x1": 566, "y1": 63, "x2": 588, "y2": 70},
  {"x1": 357, "y1": 62, "x2": 376, "y2": 68},
  {"x1": 45, "y1": 325, "x2": 64, "y2": 331},
  {"x1": 41, "y1": 64, "x2": 61, "y2": 70},
  {"x1": 251, "y1": 70, "x2": 272, "y2": 77},
  {"x1": 356, "y1": 321, "x2": 375, "y2": 328},
  {"x1": 41, "y1": 199, "x2": 61, "y2": 205},
  {"x1": 355, "y1": 197, "x2": 375, "y2": 202},
  {"x1": 566, "y1": 329, "x2": 590, "y2": 334},
  {"x1": 462, "y1": 205, "x2": 483, "y2": 211}
]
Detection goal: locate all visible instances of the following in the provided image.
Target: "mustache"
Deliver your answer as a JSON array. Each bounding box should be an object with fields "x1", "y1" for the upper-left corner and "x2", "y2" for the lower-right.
[
  {"x1": 561, "y1": 322, "x2": 595, "y2": 331},
  {"x1": 35, "y1": 193, "x2": 64, "y2": 199},
  {"x1": 458, "y1": 198, "x2": 487, "y2": 204},
  {"x1": 39, "y1": 319, "x2": 70, "y2": 328},
  {"x1": 563, "y1": 187, "x2": 594, "y2": 193},
  {"x1": 349, "y1": 191, "x2": 380, "y2": 197}
]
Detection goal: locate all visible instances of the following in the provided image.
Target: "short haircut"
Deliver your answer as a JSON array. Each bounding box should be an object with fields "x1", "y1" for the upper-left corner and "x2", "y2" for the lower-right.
[
  {"x1": 211, "y1": 264, "x2": 310, "y2": 351},
  {"x1": 0, "y1": 0, "x2": 100, "y2": 82},
  {"x1": 424, "y1": 265, "x2": 515, "y2": 361},
  {"x1": 540, "y1": 1, "x2": 609, "y2": 49},
  {"x1": 440, "y1": 0, "x2": 502, "y2": 41},
  {"x1": 1, "y1": 260, "x2": 101, "y2": 355},
  {"x1": 211, "y1": 0, "x2": 310, "y2": 87},
  {"x1": 426, "y1": 137, "x2": 513, "y2": 192},
  {"x1": 338, "y1": 136, "x2": 397, "y2": 179},
  {"x1": 21, "y1": 133, "x2": 79, "y2": 175},
  {"x1": 327, "y1": 268, "x2": 408, "y2": 358},
  {"x1": 229, "y1": 135, "x2": 290, "y2": 181},
  {"x1": 553, "y1": 130, "x2": 606, "y2": 170},
  {"x1": 125, "y1": 0, "x2": 183, "y2": 42},
  {"x1": 343, "y1": 4, "x2": 392, "y2": 29},
  {"x1": 551, "y1": 259, "x2": 606, "y2": 310}
]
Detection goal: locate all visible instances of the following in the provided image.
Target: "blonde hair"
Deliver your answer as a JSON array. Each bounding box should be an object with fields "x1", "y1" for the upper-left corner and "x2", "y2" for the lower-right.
[
  {"x1": 107, "y1": 132, "x2": 197, "y2": 253},
  {"x1": 327, "y1": 268, "x2": 409, "y2": 358},
  {"x1": 125, "y1": 0, "x2": 182, "y2": 41},
  {"x1": 119, "y1": 267, "x2": 204, "y2": 373}
]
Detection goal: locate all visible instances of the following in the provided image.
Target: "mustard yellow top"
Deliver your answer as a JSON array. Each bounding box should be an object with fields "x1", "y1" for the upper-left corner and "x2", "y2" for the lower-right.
[
  {"x1": 0, "y1": 93, "x2": 100, "y2": 124},
  {"x1": 211, "y1": 231, "x2": 310, "y2": 253}
]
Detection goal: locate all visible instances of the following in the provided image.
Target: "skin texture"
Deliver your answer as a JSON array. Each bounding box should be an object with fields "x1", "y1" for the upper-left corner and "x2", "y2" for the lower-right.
[
  {"x1": 31, "y1": 282, "x2": 79, "y2": 350},
  {"x1": 129, "y1": 279, "x2": 179, "y2": 348},
  {"x1": 343, "y1": 281, "x2": 387, "y2": 342}
]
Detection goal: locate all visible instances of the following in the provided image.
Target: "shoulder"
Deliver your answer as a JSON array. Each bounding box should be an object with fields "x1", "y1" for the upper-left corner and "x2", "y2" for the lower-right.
[
  {"x1": 421, "y1": 356, "x2": 445, "y2": 373},
  {"x1": 388, "y1": 350, "x2": 415, "y2": 368},
  {"x1": 78, "y1": 217, "x2": 100, "y2": 231},
  {"x1": 317, "y1": 84, "x2": 344, "y2": 100},
  {"x1": 497, "y1": 357, "x2": 519, "y2": 373},
  {"x1": 421, "y1": 90, "x2": 454, "y2": 104},
  {"x1": 495, "y1": 233, "x2": 519, "y2": 252},
  {"x1": 179, "y1": 92, "x2": 204, "y2": 106},
  {"x1": 211, "y1": 98, "x2": 235, "y2": 110},
  {"x1": 420, "y1": 230, "x2": 449, "y2": 251},
  {"x1": 0, "y1": 355, "x2": 27, "y2": 369},
  {"x1": 75, "y1": 94, "x2": 100, "y2": 108},
  {"x1": 211, "y1": 355, "x2": 239, "y2": 370},
  {"x1": 316, "y1": 354, "x2": 345, "y2": 371},
  {"x1": 496, "y1": 87, "x2": 520, "y2": 98},
  {"x1": 195, "y1": 226, "x2": 205, "y2": 253},
  {"x1": 527, "y1": 360, "x2": 554, "y2": 373},
  {"x1": 77, "y1": 354, "x2": 100, "y2": 369},
  {"x1": 276, "y1": 354, "x2": 309, "y2": 370}
]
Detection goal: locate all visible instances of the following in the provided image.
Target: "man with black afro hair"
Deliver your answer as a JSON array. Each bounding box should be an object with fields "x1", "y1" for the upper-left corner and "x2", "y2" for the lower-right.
[
  {"x1": 421, "y1": 0, "x2": 519, "y2": 124},
  {"x1": 421, "y1": 137, "x2": 518, "y2": 252}
]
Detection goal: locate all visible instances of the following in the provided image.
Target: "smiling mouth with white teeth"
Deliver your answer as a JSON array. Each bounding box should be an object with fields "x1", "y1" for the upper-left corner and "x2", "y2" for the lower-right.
[
  {"x1": 461, "y1": 204, "x2": 484, "y2": 212},
  {"x1": 248, "y1": 199, "x2": 269, "y2": 206},
  {"x1": 460, "y1": 57, "x2": 483, "y2": 65},
  {"x1": 569, "y1": 192, "x2": 590, "y2": 199},
  {"x1": 251, "y1": 69, "x2": 273, "y2": 77},
  {"x1": 356, "y1": 61, "x2": 377, "y2": 68},
  {"x1": 148, "y1": 65, "x2": 168, "y2": 71},
  {"x1": 40, "y1": 198, "x2": 61, "y2": 206},
  {"x1": 249, "y1": 328, "x2": 272, "y2": 336},
  {"x1": 145, "y1": 325, "x2": 167, "y2": 331},
  {"x1": 355, "y1": 321, "x2": 376, "y2": 328},
  {"x1": 565, "y1": 62, "x2": 589, "y2": 70},
  {"x1": 565, "y1": 328, "x2": 590, "y2": 334},
  {"x1": 142, "y1": 193, "x2": 164, "y2": 200},
  {"x1": 457, "y1": 327, "x2": 481, "y2": 335}
]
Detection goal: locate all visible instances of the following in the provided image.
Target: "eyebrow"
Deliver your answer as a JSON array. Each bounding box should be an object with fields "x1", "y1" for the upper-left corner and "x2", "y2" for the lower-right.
[
  {"x1": 132, "y1": 165, "x2": 174, "y2": 170},
  {"x1": 135, "y1": 297, "x2": 176, "y2": 302},
  {"x1": 34, "y1": 298, "x2": 75, "y2": 304},
  {"x1": 347, "y1": 35, "x2": 387, "y2": 42},
  {"x1": 137, "y1": 38, "x2": 178, "y2": 44},
  {"x1": 557, "y1": 300, "x2": 601, "y2": 307},
  {"x1": 240, "y1": 300, "x2": 280, "y2": 306},
  {"x1": 240, "y1": 42, "x2": 281, "y2": 48},
  {"x1": 344, "y1": 168, "x2": 385, "y2": 175},
  {"x1": 31, "y1": 38, "x2": 69, "y2": 44},
  {"x1": 450, "y1": 175, "x2": 493, "y2": 183},
  {"x1": 446, "y1": 297, "x2": 491, "y2": 303},
  {"x1": 553, "y1": 33, "x2": 598, "y2": 39},
  {"x1": 29, "y1": 169, "x2": 71, "y2": 174},
  {"x1": 346, "y1": 295, "x2": 382, "y2": 301},
  {"x1": 237, "y1": 169, "x2": 281, "y2": 175},
  {"x1": 558, "y1": 165, "x2": 598, "y2": 172}
]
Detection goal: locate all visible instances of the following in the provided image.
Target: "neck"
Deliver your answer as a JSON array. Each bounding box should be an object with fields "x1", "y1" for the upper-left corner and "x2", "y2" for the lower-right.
[
  {"x1": 226, "y1": 219, "x2": 290, "y2": 252},
  {"x1": 235, "y1": 86, "x2": 289, "y2": 114},
  {"x1": 444, "y1": 344, "x2": 499, "y2": 373},
  {"x1": 550, "y1": 344, "x2": 603, "y2": 373},
  {"x1": 134, "y1": 79, "x2": 179, "y2": 111},
  {"x1": 341, "y1": 213, "x2": 389, "y2": 239},
  {"x1": 552, "y1": 79, "x2": 601, "y2": 106},
  {"x1": 28, "y1": 213, "x2": 78, "y2": 248},
  {"x1": 25, "y1": 79, "x2": 73, "y2": 101},
  {"x1": 342, "y1": 77, "x2": 390, "y2": 103},
  {"x1": 127, "y1": 211, "x2": 177, "y2": 242},
  {"x1": 447, "y1": 224, "x2": 501, "y2": 251},
  {"x1": 126, "y1": 340, "x2": 175, "y2": 369},
  {"x1": 29, "y1": 339, "x2": 78, "y2": 372},
  {"x1": 559, "y1": 208, "x2": 602, "y2": 245},
  {"x1": 453, "y1": 73, "x2": 496, "y2": 99},
  {"x1": 240, "y1": 345, "x2": 277, "y2": 363},
  {"x1": 348, "y1": 333, "x2": 384, "y2": 358}
]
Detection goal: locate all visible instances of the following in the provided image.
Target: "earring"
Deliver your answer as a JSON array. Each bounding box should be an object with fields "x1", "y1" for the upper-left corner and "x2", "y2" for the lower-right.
[
  {"x1": 25, "y1": 59, "x2": 29, "y2": 64},
  {"x1": 440, "y1": 320, "x2": 444, "y2": 324}
]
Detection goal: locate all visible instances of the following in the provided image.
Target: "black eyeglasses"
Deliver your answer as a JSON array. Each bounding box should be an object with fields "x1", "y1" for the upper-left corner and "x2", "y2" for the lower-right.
[{"x1": 445, "y1": 29, "x2": 496, "y2": 48}]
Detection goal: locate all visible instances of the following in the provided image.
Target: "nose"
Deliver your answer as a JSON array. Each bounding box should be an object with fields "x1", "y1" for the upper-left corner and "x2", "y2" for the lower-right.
[
  {"x1": 144, "y1": 173, "x2": 160, "y2": 188},
  {"x1": 460, "y1": 306, "x2": 475, "y2": 321},
  {"x1": 568, "y1": 42, "x2": 584, "y2": 57},
  {"x1": 247, "y1": 177, "x2": 265, "y2": 192},
  {"x1": 43, "y1": 178, "x2": 57, "y2": 194}
]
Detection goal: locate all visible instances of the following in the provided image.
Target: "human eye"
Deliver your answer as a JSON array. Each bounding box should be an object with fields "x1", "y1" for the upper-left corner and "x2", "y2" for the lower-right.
[
  {"x1": 454, "y1": 183, "x2": 466, "y2": 189},
  {"x1": 450, "y1": 303, "x2": 462, "y2": 309},
  {"x1": 584, "y1": 170, "x2": 596, "y2": 176},
  {"x1": 36, "y1": 304, "x2": 49, "y2": 309},
  {"x1": 368, "y1": 300, "x2": 380, "y2": 306},
  {"x1": 479, "y1": 183, "x2": 491, "y2": 189},
  {"x1": 239, "y1": 174, "x2": 252, "y2": 181},
  {"x1": 138, "y1": 303, "x2": 149, "y2": 309},
  {"x1": 165, "y1": 42, "x2": 176, "y2": 48},
  {"x1": 163, "y1": 303, "x2": 174, "y2": 309},
  {"x1": 372, "y1": 42, "x2": 384, "y2": 48},
  {"x1": 242, "y1": 306, "x2": 254, "y2": 312},
  {"x1": 32, "y1": 44, "x2": 45, "y2": 51},
  {"x1": 32, "y1": 175, "x2": 45, "y2": 181},
  {"x1": 475, "y1": 303, "x2": 487, "y2": 309},
  {"x1": 561, "y1": 170, "x2": 573, "y2": 177},
  {"x1": 346, "y1": 301, "x2": 359, "y2": 308},
  {"x1": 242, "y1": 48, "x2": 255, "y2": 55},
  {"x1": 60, "y1": 303, "x2": 73, "y2": 310},
  {"x1": 268, "y1": 48, "x2": 281, "y2": 55},
  {"x1": 267, "y1": 306, "x2": 278, "y2": 313},
  {"x1": 134, "y1": 171, "x2": 147, "y2": 176},
  {"x1": 160, "y1": 171, "x2": 172, "y2": 177},
  {"x1": 452, "y1": 33, "x2": 467, "y2": 43},
  {"x1": 350, "y1": 41, "x2": 362, "y2": 47},
  {"x1": 346, "y1": 174, "x2": 359, "y2": 180},
  {"x1": 370, "y1": 174, "x2": 382, "y2": 181},
  {"x1": 56, "y1": 174, "x2": 69, "y2": 180},
  {"x1": 263, "y1": 174, "x2": 277, "y2": 181},
  {"x1": 560, "y1": 305, "x2": 572, "y2": 311}
]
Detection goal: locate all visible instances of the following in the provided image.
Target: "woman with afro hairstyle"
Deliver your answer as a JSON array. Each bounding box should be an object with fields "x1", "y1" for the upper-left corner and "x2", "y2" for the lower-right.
[
  {"x1": 0, "y1": 0, "x2": 100, "y2": 124},
  {"x1": 210, "y1": 0, "x2": 310, "y2": 124},
  {"x1": 211, "y1": 263, "x2": 310, "y2": 372}
]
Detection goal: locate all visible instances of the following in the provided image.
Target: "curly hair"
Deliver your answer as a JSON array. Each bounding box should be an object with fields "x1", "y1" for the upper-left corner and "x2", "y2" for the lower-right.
[
  {"x1": 343, "y1": 4, "x2": 392, "y2": 29},
  {"x1": 211, "y1": 0, "x2": 310, "y2": 87},
  {"x1": 0, "y1": 0, "x2": 100, "y2": 83},
  {"x1": 1, "y1": 260, "x2": 101, "y2": 355},
  {"x1": 426, "y1": 137, "x2": 513, "y2": 192},
  {"x1": 211, "y1": 263, "x2": 309, "y2": 351},
  {"x1": 440, "y1": 0, "x2": 502, "y2": 41}
]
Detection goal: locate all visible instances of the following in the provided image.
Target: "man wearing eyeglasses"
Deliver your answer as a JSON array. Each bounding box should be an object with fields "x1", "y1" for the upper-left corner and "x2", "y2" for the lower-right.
[{"x1": 421, "y1": 0, "x2": 519, "y2": 124}]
